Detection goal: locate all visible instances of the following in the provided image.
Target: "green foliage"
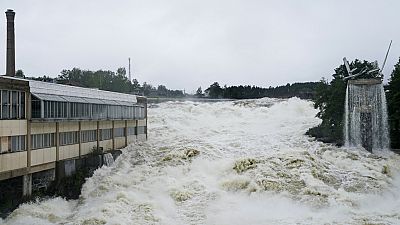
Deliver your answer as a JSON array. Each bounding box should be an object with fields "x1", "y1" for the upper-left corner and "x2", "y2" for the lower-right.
[
  {"x1": 27, "y1": 67, "x2": 184, "y2": 98},
  {"x1": 387, "y1": 58, "x2": 400, "y2": 149},
  {"x1": 311, "y1": 78, "x2": 346, "y2": 144},
  {"x1": 204, "y1": 82, "x2": 319, "y2": 99},
  {"x1": 195, "y1": 87, "x2": 204, "y2": 97},
  {"x1": 57, "y1": 67, "x2": 132, "y2": 93},
  {"x1": 15, "y1": 69, "x2": 24, "y2": 78},
  {"x1": 310, "y1": 59, "x2": 380, "y2": 145},
  {"x1": 205, "y1": 82, "x2": 223, "y2": 98}
]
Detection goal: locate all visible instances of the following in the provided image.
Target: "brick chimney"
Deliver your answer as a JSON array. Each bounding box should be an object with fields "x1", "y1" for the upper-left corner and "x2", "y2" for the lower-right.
[{"x1": 5, "y1": 9, "x2": 15, "y2": 76}]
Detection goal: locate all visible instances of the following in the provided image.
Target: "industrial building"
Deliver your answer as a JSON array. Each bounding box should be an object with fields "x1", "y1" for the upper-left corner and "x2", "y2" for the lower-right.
[{"x1": 0, "y1": 9, "x2": 147, "y2": 199}]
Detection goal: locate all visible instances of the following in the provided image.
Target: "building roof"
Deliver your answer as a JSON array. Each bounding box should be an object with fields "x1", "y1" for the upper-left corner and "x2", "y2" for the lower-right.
[{"x1": 0, "y1": 76, "x2": 138, "y2": 106}]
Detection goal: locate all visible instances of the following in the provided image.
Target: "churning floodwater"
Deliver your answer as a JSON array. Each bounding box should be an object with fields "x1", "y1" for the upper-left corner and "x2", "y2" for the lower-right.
[{"x1": 2, "y1": 98, "x2": 400, "y2": 225}]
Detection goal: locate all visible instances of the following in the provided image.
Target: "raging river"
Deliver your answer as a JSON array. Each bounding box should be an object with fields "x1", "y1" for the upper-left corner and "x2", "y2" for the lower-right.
[{"x1": 2, "y1": 98, "x2": 400, "y2": 225}]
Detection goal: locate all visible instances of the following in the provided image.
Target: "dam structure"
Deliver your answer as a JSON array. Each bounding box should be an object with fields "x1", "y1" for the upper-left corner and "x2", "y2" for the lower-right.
[
  {"x1": 0, "y1": 9, "x2": 148, "y2": 210},
  {"x1": 344, "y1": 79, "x2": 390, "y2": 152}
]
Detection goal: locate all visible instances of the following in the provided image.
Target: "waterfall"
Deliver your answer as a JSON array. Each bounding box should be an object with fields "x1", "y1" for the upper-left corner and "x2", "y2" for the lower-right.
[
  {"x1": 103, "y1": 153, "x2": 115, "y2": 166},
  {"x1": 344, "y1": 80, "x2": 390, "y2": 152}
]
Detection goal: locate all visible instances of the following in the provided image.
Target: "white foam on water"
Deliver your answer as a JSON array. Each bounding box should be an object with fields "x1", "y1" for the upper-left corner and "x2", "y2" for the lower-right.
[{"x1": 2, "y1": 97, "x2": 400, "y2": 225}]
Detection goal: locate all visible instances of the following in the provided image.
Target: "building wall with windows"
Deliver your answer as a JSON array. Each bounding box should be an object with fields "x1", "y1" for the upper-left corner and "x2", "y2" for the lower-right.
[
  {"x1": 137, "y1": 119, "x2": 147, "y2": 141},
  {"x1": 0, "y1": 78, "x2": 28, "y2": 174},
  {"x1": 0, "y1": 76, "x2": 147, "y2": 181},
  {"x1": 31, "y1": 147, "x2": 56, "y2": 167},
  {"x1": 0, "y1": 151, "x2": 27, "y2": 172},
  {"x1": 114, "y1": 121, "x2": 126, "y2": 149}
]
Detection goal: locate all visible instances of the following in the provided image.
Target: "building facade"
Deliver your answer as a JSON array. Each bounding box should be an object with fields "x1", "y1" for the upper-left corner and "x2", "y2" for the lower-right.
[{"x1": 0, "y1": 76, "x2": 147, "y2": 183}]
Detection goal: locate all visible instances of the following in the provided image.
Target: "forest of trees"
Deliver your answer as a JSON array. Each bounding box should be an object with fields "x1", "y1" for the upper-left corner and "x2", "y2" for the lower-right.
[
  {"x1": 200, "y1": 82, "x2": 319, "y2": 99},
  {"x1": 387, "y1": 58, "x2": 400, "y2": 149},
  {"x1": 23, "y1": 68, "x2": 185, "y2": 98}
]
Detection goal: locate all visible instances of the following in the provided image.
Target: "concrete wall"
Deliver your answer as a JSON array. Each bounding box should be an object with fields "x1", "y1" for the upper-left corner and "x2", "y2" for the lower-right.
[
  {"x1": 99, "y1": 140, "x2": 113, "y2": 151},
  {"x1": 59, "y1": 122, "x2": 79, "y2": 132},
  {"x1": 31, "y1": 147, "x2": 56, "y2": 166},
  {"x1": 99, "y1": 121, "x2": 112, "y2": 129},
  {"x1": 0, "y1": 152, "x2": 27, "y2": 173},
  {"x1": 81, "y1": 141, "x2": 97, "y2": 156},
  {"x1": 115, "y1": 137, "x2": 125, "y2": 149},
  {"x1": 81, "y1": 121, "x2": 97, "y2": 130},
  {"x1": 138, "y1": 119, "x2": 146, "y2": 127},
  {"x1": 0, "y1": 120, "x2": 27, "y2": 136},
  {"x1": 31, "y1": 122, "x2": 56, "y2": 134},
  {"x1": 127, "y1": 120, "x2": 136, "y2": 127},
  {"x1": 127, "y1": 135, "x2": 136, "y2": 144},
  {"x1": 59, "y1": 144, "x2": 79, "y2": 160},
  {"x1": 114, "y1": 121, "x2": 125, "y2": 128}
]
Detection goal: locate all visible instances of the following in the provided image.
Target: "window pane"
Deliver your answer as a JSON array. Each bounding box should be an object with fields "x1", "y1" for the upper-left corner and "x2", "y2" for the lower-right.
[
  {"x1": 2, "y1": 90, "x2": 9, "y2": 119},
  {"x1": 20, "y1": 92, "x2": 25, "y2": 118}
]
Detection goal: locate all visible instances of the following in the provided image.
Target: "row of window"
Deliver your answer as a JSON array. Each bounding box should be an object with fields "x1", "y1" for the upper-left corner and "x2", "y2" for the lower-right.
[
  {"x1": 59, "y1": 131, "x2": 79, "y2": 146},
  {"x1": 0, "y1": 135, "x2": 27, "y2": 153},
  {"x1": 32, "y1": 133, "x2": 55, "y2": 150},
  {"x1": 0, "y1": 126, "x2": 147, "y2": 153},
  {"x1": 114, "y1": 128, "x2": 125, "y2": 137},
  {"x1": 10, "y1": 135, "x2": 26, "y2": 152},
  {"x1": 100, "y1": 129, "x2": 112, "y2": 141},
  {"x1": 32, "y1": 99, "x2": 145, "y2": 120},
  {"x1": 81, "y1": 130, "x2": 97, "y2": 143},
  {"x1": 0, "y1": 90, "x2": 25, "y2": 120}
]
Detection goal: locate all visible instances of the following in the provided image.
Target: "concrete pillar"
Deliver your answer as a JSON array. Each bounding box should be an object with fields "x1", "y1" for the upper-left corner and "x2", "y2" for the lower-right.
[
  {"x1": 78, "y1": 121, "x2": 82, "y2": 157},
  {"x1": 96, "y1": 121, "x2": 100, "y2": 151},
  {"x1": 112, "y1": 121, "x2": 115, "y2": 150},
  {"x1": 56, "y1": 122, "x2": 59, "y2": 161},
  {"x1": 144, "y1": 101, "x2": 148, "y2": 140},
  {"x1": 124, "y1": 120, "x2": 128, "y2": 147},
  {"x1": 22, "y1": 174, "x2": 32, "y2": 197},
  {"x1": 27, "y1": 93, "x2": 32, "y2": 170},
  {"x1": 135, "y1": 120, "x2": 138, "y2": 140}
]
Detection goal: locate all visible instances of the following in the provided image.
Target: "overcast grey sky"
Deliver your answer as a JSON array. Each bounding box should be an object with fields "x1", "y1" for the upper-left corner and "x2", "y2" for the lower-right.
[{"x1": 0, "y1": 0, "x2": 399, "y2": 92}]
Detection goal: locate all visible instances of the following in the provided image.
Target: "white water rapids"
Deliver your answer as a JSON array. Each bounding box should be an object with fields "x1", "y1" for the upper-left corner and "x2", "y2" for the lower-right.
[{"x1": 2, "y1": 98, "x2": 400, "y2": 225}]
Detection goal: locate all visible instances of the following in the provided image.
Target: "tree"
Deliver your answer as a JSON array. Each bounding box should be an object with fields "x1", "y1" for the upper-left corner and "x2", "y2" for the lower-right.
[
  {"x1": 142, "y1": 82, "x2": 155, "y2": 96},
  {"x1": 387, "y1": 58, "x2": 400, "y2": 149},
  {"x1": 116, "y1": 67, "x2": 126, "y2": 77},
  {"x1": 132, "y1": 79, "x2": 140, "y2": 89},
  {"x1": 195, "y1": 87, "x2": 204, "y2": 97},
  {"x1": 15, "y1": 69, "x2": 24, "y2": 78},
  {"x1": 308, "y1": 59, "x2": 379, "y2": 145},
  {"x1": 157, "y1": 85, "x2": 168, "y2": 97},
  {"x1": 205, "y1": 82, "x2": 223, "y2": 98}
]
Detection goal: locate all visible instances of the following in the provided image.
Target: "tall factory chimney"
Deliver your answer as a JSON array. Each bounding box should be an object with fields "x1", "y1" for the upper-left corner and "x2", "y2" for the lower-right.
[{"x1": 5, "y1": 9, "x2": 15, "y2": 76}]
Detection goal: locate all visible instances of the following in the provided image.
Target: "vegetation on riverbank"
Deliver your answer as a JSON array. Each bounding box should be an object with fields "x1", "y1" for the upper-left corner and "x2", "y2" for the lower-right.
[
  {"x1": 307, "y1": 58, "x2": 400, "y2": 149},
  {"x1": 387, "y1": 58, "x2": 400, "y2": 149},
  {"x1": 19, "y1": 68, "x2": 185, "y2": 98},
  {"x1": 200, "y1": 82, "x2": 319, "y2": 99}
]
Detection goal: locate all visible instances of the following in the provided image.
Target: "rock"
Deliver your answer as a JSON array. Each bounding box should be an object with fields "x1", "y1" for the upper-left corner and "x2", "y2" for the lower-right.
[
  {"x1": 233, "y1": 159, "x2": 258, "y2": 173},
  {"x1": 382, "y1": 165, "x2": 390, "y2": 176}
]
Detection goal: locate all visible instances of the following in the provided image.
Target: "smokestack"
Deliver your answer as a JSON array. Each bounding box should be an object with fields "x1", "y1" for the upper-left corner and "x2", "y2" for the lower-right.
[{"x1": 5, "y1": 9, "x2": 15, "y2": 76}]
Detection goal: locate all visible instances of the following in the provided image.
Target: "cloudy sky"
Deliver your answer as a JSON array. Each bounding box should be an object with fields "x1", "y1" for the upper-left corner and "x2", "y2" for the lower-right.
[{"x1": 0, "y1": 0, "x2": 399, "y2": 92}]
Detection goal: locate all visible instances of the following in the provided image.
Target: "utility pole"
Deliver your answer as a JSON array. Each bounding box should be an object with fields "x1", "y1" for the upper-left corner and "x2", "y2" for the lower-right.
[{"x1": 128, "y1": 57, "x2": 131, "y2": 82}]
